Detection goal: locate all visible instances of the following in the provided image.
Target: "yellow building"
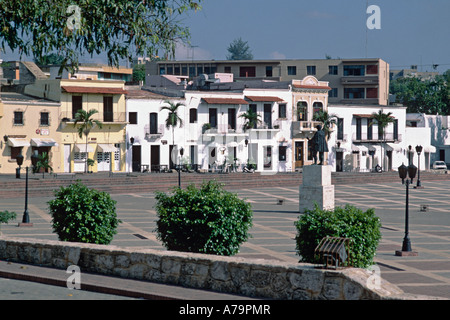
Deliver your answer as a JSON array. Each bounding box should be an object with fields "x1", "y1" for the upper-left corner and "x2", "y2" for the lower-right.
[
  {"x1": 24, "y1": 79, "x2": 128, "y2": 173},
  {"x1": 0, "y1": 92, "x2": 61, "y2": 173}
]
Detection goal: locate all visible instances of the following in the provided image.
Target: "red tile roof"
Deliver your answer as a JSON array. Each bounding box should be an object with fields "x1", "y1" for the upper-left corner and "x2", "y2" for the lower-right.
[
  {"x1": 202, "y1": 97, "x2": 248, "y2": 105},
  {"x1": 292, "y1": 84, "x2": 331, "y2": 90},
  {"x1": 62, "y1": 86, "x2": 128, "y2": 94},
  {"x1": 245, "y1": 96, "x2": 285, "y2": 102}
]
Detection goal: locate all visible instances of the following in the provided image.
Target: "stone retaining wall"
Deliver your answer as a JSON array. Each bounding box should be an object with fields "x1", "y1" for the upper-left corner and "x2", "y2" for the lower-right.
[{"x1": 0, "y1": 237, "x2": 417, "y2": 300}]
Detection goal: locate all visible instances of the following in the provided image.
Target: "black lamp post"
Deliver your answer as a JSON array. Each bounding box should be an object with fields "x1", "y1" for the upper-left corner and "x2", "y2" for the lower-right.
[
  {"x1": 396, "y1": 163, "x2": 418, "y2": 256},
  {"x1": 18, "y1": 153, "x2": 38, "y2": 227},
  {"x1": 415, "y1": 145, "x2": 423, "y2": 188}
]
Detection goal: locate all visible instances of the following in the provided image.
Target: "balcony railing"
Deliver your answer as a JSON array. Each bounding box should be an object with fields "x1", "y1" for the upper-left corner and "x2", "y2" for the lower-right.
[
  {"x1": 340, "y1": 75, "x2": 379, "y2": 85},
  {"x1": 352, "y1": 132, "x2": 402, "y2": 142},
  {"x1": 292, "y1": 121, "x2": 323, "y2": 135},
  {"x1": 60, "y1": 112, "x2": 126, "y2": 123}
]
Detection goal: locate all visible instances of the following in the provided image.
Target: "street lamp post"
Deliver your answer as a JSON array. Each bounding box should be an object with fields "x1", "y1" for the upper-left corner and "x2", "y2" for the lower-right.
[
  {"x1": 396, "y1": 163, "x2": 418, "y2": 256},
  {"x1": 17, "y1": 153, "x2": 38, "y2": 227},
  {"x1": 415, "y1": 145, "x2": 423, "y2": 188}
]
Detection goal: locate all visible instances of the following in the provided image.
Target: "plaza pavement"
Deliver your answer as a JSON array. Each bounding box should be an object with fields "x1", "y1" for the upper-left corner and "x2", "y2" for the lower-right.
[{"x1": 1, "y1": 175, "x2": 450, "y2": 300}]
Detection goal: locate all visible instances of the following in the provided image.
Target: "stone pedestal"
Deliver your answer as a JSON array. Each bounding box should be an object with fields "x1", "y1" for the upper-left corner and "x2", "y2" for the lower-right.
[{"x1": 299, "y1": 165, "x2": 335, "y2": 213}]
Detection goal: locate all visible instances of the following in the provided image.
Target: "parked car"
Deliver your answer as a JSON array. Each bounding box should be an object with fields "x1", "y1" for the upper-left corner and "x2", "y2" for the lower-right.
[{"x1": 432, "y1": 161, "x2": 447, "y2": 170}]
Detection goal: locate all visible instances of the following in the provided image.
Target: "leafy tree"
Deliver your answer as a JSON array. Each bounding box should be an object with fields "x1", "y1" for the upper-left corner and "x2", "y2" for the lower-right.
[
  {"x1": 0, "y1": 0, "x2": 202, "y2": 74},
  {"x1": 390, "y1": 74, "x2": 450, "y2": 114},
  {"x1": 74, "y1": 109, "x2": 103, "y2": 173},
  {"x1": 34, "y1": 53, "x2": 66, "y2": 66},
  {"x1": 226, "y1": 37, "x2": 253, "y2": 60},
  {"x1": 132, "y1": 64, "x2": 146, "y2": 83}
]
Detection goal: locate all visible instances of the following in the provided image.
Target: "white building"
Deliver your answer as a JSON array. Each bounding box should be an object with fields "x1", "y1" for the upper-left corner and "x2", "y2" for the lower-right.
[
  {"x1": 328, "y1": 105, "x2": 434, "y2": 172},
  {"x1": 125, "y1": 75, "x2": 331, "y2": 173}
]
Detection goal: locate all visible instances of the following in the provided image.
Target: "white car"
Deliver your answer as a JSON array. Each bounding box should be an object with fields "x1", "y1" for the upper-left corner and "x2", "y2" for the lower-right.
[{"x1": 432, "y1": 161, "x2": 447, "y2": 170}]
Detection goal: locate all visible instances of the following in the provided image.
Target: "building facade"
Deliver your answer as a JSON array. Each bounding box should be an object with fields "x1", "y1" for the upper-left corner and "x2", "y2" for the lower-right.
[
  {"x1": 24, "y1": 79, "x2": 128, "y2": 173},
  {"x1": 147, "y1": 58, "x2": 389, "y2": 106}
]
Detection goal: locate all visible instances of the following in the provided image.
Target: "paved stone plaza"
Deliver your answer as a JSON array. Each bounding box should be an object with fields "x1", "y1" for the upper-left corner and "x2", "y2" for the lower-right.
[{"x1": 1, "y1": 179, "x2": 450, "y2": 299}]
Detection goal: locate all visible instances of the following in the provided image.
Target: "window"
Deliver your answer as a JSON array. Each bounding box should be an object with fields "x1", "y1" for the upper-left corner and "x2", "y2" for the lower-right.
[
  {"x1": 72, "y1": 96, "x2": 82, "y2": 119},
  {"x1": 278, "y1": 104, "x2": 286, "y2": 119},
  {"x1": 181, "y1": 65, "x2": 188, "y2": 76},
  {"x1": 366, "y1": 87, "x2": 378, "y2": 99},
  {"x1": 249, "y1": 104, "x2": 257, "y2": 129},
  {"x1": 343, "y1": 65, "x2": 365, "y2": 76},
  {"x1": 128, "y1": 112, "x2": 138, "y2": 124},
  {"x1": 224, "y1": 66, "x2": 232, "y2": 73},
  {"x1": 287, "y1": 66, "x2": 297, "y2": 76},
  {"x1": 264, "y1": 104, "x2": 272, "y2": 129},
  {"x1": 297, "y1": 101, "x2": 307, "y2": 121},
  {"x1": 197, "y1": 65, "x2": 203, "y2": 75},
  {"x1": 344, "y1": 88, "x2": 365, "y2": 99},
  {"x1": 307, "y1": 66, "x2": 316, "y2": 75},
  {"x1": 209, "y1": 108, "x2": 217, "y2": 128},
  {"x1": 174, "y1": 65, "x2": 180, "y2": 75},
  {"x1": 366, "y1": 65, "x2": 378, "y2": 75},
  {"x1": 150, "y1": 113, "x2": 158, "y2": 134},
  {"x1": 313, "y1": 102, "x2": 323, "y2": 115},
  {"x1": 189, "y1": 108, "x2": 197, "y2": 123},
  {"x1": 394, "y1": 119, "x2": 399, "y2": 140},
  {"x1": 159, "y1": 66, "x2": 166, "y2": 75},
  {"x1": 14, "y1": 111, "x2": 24, "y2": 125},
  {"x1": 103, "y1": 72, "x2": 112, "y2": 79},
  {"x1": 328, "y1": 88, "x2": 338, "y2": 98},
  {"x1": 328, "y1": 65, "x2": 338, "y2": 75},
  {"x1": 367, "y1": 118, "x2": 373, "y2": 140},
  {"x1": 103, "y1": 96, "x2": 113, "y2": 122},
  {"x1": 167, "y1": 65, "x2": 173, "y2": 75},
  {"x1": 337, "y1": 118, "x2": 344, "y2": 140},
  {"x1": 228, "y1": 108, "x2": 236, "y2": 130},
  {"x1": 356, "y1": 117, "x2": 362, "y2": 140},
  {"x1": 279, "y1": 146, "x2": 287, "y2": 161},
  {"x1": 239, "y1": 66, "x2": 256, "y2": 78},
  {"x1": 40, "y1": 112, "x2": 49, "y2": 126},
  {"x1": 266, "y1": 66, "x2": 273, "y2": 77}
]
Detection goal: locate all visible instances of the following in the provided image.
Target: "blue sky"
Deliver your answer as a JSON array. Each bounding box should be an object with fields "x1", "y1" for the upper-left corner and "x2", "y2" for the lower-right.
[
  {"x1": 1, "y1": 0, "x2": 449, "y2": 74},
  {"x1": 176, "y1": 0, "x2": 450, "y2": 73}
]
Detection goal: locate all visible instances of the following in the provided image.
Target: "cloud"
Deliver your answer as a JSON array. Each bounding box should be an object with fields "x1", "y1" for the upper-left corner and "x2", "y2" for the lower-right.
[
  {"x1": 270, "y1": 51, "x2": 286, "y2": 59},
  {"x1": 174, "y1": 42, "x2": 213, "y2": 60}
]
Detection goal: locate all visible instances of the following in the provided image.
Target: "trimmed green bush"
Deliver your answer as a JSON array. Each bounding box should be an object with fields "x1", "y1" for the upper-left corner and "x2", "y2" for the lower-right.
[
  {"x1": 48, "y1": 182, "x2": 121, "y2": 244},
  {"x1": 0, "y1": 210, "x2": 16, "y2": 224},
  {"x1": 294, "y1": 204, "x2": 381, "y2": 268},
  {"x1": 155, "y1": 180, "x2": 253, "y2": 256}
]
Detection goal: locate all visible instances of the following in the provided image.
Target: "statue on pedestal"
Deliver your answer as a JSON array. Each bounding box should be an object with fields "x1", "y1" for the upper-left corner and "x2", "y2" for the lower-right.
[{"x1": 309, "y1": 125, "x2": 328, "y2": 165}]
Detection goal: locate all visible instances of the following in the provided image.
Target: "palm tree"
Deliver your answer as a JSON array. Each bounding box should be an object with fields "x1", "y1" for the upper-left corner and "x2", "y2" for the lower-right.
[
  {"x1": 34, "y1": 151, "x2": 53, "y2": 178},
  {"x1": 74, "y1": 109, "x2": 103, "y2": 173},
  {"x1": 371, "y1": 110, "x2": 395, "y2": 171},
  {"x1": 239, "y1": 109, "x2": 262, "y2": 132},
  {"x1": 239, "y1": 109, "x2": 262, "y2": 169},
  {"x1": 161, "y1": 100, "x2": 184, "y2": 168},
  {"x1": 313, "y1": 110, "x2": 337, "y2": 139}
]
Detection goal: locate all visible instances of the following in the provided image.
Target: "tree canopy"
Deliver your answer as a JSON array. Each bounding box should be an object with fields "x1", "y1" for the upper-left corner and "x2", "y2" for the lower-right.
[
  {"x1": 390, "y1": 71, "x2": 450, "y2": 115},
  {"x1": 226, "y1": 37, "x2": 253, "y2": 60},
  {"x1": 0, "y1": 0, "x2": 202, "y2": 74}
]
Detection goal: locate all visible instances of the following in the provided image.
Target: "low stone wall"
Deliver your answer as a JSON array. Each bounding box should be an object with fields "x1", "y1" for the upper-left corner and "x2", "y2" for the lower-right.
[{"x1": 0, "y1": 237, "x2": 417, "y2": 300}]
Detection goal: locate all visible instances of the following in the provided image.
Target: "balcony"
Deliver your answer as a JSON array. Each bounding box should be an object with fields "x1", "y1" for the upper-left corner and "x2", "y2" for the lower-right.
[
  {"x1": 60, "y1": 112, "x2": 126, "y2": 124},
  {"x1": 292, "y1": 121, "x2": 322, "y2": 135},
  {"x1": 144, "y1": 124, "x2": 165, "y2": 140},
  {"x1": 203, "y1": 124, "x2": 246, "y2": 136},
  {"x1": 352, "y1": 132, "x2": 402, "y2": 143},
  {"x1": 340, "y1": 76, "x2": 379, "y2": 85}
]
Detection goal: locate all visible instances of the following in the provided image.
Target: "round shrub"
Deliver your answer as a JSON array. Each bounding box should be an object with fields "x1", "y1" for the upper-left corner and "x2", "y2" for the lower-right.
[
  {"x1": 294, "y1": 204, "x2": 381, "y2": 268},
  {"x1": 48, "y1": 182, "x2": 121, "y2": 244},
  {"x1": 155, "y1": 180, "x2": 253, "y2": 256}
]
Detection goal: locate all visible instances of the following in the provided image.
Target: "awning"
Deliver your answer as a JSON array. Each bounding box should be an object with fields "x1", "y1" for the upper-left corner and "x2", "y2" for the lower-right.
[
  {"x1": 424, "y1": 146, "x2": 436, "y2": 153},
  {"x1": 31, "y1": 138, "x2": 58, "y2": 147},
  {"x1": 97, "y1": 144, "x2": 116, "y2": 152},
  {"x1": 74, "y1": 143, "x2": 95, "y2": 153},
  {"x1": 386, "y1": 143, "x2": 402, "y2": 152},
  {"x1": 245, "y1": 96, "x2": 285, "y2": 102},
  {"x1": 202, "y1": 98, "x2": 248, "y2": 105},
  {"x1": 7, "y1": 138, "x2": 30, "y2": 147},
  {"x1": 62, "y1": 86, "x2": 128, "y2": 95}
]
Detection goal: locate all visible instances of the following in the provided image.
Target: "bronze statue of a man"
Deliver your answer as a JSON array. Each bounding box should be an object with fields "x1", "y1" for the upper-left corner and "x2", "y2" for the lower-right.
[{"x1": 309, "y1": 125, "x2": 328, "y2": 165}]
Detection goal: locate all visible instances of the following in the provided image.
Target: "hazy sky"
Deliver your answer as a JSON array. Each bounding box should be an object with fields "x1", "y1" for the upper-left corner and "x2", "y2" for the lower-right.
[
  {"x1": 176, "y1": 0, "x2": 450, "y2": 73},
  {"x1": 1, "y1": 0, "x2": 449, "y2": 74}
]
